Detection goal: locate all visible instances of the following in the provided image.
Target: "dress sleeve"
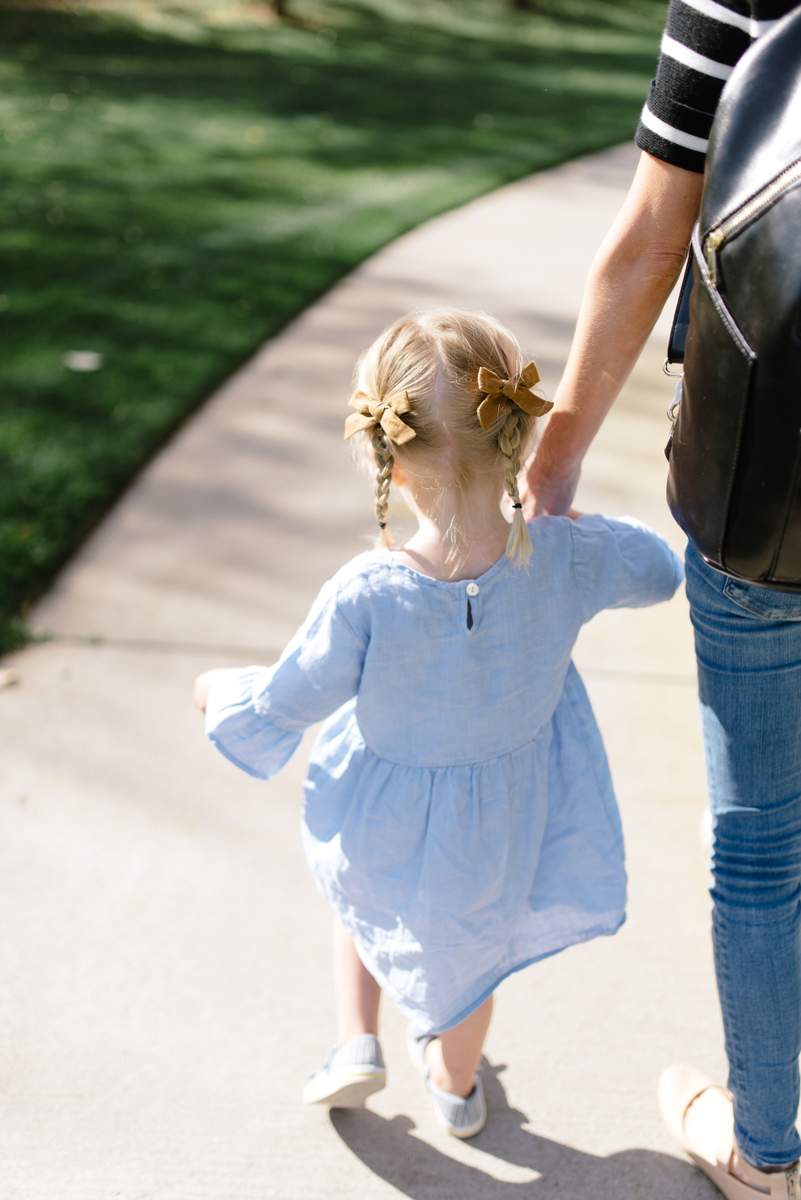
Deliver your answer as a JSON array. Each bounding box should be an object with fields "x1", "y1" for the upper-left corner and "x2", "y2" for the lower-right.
[
  {"x1": 570, "y1": 515, "x2": 684, "y2": 623},
  {"x1": 203, "y1": 577, "x2": 368, "y2": 780}
]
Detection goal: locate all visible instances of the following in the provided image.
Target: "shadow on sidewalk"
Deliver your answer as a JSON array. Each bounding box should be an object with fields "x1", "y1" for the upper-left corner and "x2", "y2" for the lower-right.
[{"x1": 330, "y1": 1059, "x2": 713, "y2": 1199}]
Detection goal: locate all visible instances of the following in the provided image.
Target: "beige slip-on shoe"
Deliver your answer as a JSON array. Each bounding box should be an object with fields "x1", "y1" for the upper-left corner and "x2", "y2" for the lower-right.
[{"x1": 658, "y1": 1064, "x2": 801, "y2": 1199}]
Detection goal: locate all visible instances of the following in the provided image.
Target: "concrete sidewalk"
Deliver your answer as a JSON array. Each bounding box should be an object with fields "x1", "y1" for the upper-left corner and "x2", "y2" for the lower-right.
[{"x1": 3, "y1": 143, "x2": 721, "y2": 1200}]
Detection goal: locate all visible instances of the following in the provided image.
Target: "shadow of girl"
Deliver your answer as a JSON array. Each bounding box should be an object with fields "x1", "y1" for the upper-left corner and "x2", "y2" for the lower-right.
[{"x1": 330, "y1": 1059, "x2": 712, "y2": 1199}]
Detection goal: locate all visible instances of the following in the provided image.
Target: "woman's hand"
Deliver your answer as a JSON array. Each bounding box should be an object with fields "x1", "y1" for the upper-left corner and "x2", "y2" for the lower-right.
[
  {"x1": 521, "y1": 451, "x2": 581, "y2": 519},
  {"x1": 193, "y1": 670, "x2": 215, "y2": 714}
]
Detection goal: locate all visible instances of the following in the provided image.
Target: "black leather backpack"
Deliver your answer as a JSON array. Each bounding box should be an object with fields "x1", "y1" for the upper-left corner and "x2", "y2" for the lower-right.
[{"x1": 665, "y1": 6, "x2": 801, "y2": 589}]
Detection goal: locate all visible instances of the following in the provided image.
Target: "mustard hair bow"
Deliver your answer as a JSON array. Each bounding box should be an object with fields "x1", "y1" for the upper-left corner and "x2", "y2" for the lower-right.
[
  {"x1": 476, "y1": 360, "x2": 553, "y2": 431},
  {"x1": 343, "y1": 389, "x2": 417, "y2": 446}
]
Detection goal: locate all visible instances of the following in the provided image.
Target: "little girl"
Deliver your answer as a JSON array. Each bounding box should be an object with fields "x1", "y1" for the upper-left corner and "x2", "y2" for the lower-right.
[{"x1": 194, "y1": 308, "x2": 682, "y2": 1139}]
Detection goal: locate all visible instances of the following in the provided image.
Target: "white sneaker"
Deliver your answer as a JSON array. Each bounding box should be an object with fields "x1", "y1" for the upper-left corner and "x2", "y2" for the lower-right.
[{"x1": 303, "y1": 1033, "x2": 386, "y2": 1107}]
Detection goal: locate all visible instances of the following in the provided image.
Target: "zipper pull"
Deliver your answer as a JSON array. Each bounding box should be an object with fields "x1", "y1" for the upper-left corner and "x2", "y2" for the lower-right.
[{"x1": 705, "y1": 228, "x2": 724, "y2": 288}]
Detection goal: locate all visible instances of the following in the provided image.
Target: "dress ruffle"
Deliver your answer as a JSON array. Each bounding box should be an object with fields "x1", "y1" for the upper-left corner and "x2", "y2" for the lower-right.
[{"x1": 205, "y1": 666, "x2": 302, "y2": 780}]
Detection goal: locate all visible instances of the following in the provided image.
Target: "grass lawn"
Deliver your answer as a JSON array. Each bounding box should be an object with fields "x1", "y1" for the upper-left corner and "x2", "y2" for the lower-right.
[{"x1": 0, "y1": 0, "x2": 666, "y2": 652}]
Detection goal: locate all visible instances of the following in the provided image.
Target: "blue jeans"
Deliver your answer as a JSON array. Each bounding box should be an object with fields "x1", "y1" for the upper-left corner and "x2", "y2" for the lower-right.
[{"x1": 686, "y1": 541, "x2": 801, "y2": 1167}]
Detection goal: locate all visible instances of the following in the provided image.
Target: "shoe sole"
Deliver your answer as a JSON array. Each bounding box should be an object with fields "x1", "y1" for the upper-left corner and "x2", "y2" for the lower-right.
[
  {"x1": 684, "y1": 1152, "x2": 759, "y2": 1200},
  {"x1": 303, "y1": 1067, "x2": 387, "y2": 1108}
]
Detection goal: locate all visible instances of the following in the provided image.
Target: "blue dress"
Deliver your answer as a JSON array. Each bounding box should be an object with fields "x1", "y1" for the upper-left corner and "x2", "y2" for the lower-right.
[{"x1": 205, "y1": 515, "x2": 683, "y2": 1035}]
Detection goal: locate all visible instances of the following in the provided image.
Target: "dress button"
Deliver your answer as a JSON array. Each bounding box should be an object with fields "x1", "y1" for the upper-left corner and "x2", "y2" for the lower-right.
[{"x1": 466, "y1": 582, "x2": 480, "y2": 596}]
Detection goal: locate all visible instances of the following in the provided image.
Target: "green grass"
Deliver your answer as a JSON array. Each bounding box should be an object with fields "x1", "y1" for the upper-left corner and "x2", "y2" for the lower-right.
[{"x1": 0, "y1": 0, "x2": 666, "y2": 652}]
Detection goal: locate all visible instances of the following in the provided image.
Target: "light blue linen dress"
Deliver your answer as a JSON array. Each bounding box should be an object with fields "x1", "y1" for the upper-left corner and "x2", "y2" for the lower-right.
[{"x1": 205, "y1": 515, "x2": 683, "y2": 1035}]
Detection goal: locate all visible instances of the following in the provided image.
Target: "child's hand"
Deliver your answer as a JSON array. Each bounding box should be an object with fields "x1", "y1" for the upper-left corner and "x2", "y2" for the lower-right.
[{"x1": 193, "y1": 670, "x2": 215, "y2": 714}]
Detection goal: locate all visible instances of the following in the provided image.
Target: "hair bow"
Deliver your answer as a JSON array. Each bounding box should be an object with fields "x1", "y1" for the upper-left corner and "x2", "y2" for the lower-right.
[
  {"x1": 343, "y1": 389, "x2": 416, "y2": 446},
  {"x1": 476, "y1": 360, "x2": 553, "y2": 431}
]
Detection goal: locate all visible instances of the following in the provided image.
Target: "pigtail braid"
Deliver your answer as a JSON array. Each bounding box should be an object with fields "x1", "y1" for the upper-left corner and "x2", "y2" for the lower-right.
[
  {"x1": 371, "y1": 424, "x2": 395, "y2": 548},
  {"x1": 498, "y1": 409, "x2": 533, "y2": 566}
]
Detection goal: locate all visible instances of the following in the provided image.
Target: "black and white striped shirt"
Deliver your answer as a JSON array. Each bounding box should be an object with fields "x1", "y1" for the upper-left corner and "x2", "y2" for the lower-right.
[{"x1": 635, "y1": 0, "x2": 799, "y2": 172}]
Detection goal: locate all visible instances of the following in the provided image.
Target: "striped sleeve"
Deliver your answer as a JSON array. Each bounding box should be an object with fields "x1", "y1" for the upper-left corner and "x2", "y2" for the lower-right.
[{"x1": 635, "y1": 0, "x2": 788, "y2": 173}]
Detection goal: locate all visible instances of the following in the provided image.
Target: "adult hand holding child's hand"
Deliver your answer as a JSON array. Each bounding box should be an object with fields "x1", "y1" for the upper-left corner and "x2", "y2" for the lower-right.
[
  {"x1": 521, "y1": 447, "x2": 581, "y2": 520},
  {"x1": 521, "y1": 411, "x2": 581, "y2": 518}
]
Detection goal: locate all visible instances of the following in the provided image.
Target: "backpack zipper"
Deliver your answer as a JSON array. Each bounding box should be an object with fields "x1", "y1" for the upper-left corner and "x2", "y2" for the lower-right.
[{"x1": 704, "y1": 156, "x2": 801, "y2": 288}]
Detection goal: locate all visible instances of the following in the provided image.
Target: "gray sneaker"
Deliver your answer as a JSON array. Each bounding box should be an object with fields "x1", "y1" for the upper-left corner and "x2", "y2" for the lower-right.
[
  {"x1": 303, "y1": 1033, "x2": 386, "y2": 1107},
  {"x1": 406, "y1": 1027, "x2": 487, "y2": 1138}
]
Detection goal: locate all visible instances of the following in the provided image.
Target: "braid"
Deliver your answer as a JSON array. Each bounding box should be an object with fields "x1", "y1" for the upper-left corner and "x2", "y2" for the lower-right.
[
  {"x1": 498, "y1": 409, "x2": 532, "y2": 566},
  {"x1": 371, "y1": 425, "x2": 395, "y2": 548}
]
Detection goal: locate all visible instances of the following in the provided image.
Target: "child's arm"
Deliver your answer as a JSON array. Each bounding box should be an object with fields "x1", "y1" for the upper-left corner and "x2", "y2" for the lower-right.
[
  {"x1": 569, "y1": 514, "x2": 684, "y2": 623},
  {"x1": 196, "y1": 576, "x2": 367, "y2": 781},
  {"x1": 194, "y1": 671, "x2": 215, "y2": 713}
]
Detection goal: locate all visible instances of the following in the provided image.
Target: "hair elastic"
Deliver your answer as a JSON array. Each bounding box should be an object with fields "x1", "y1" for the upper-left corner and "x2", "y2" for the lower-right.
[{"x1": 512, "y1": 502, "x2": 522, "y2": 510}]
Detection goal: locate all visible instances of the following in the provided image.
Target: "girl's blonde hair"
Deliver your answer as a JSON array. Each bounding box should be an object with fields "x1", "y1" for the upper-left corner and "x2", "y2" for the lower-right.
[{"x1": 347, "y1": 309, "x2": 549, "y2": 569}]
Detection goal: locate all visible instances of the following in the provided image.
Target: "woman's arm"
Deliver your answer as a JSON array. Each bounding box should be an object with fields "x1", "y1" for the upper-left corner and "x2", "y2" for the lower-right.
[{"x1": 524, "y1": 151, "x2": 704, "y2": 516}]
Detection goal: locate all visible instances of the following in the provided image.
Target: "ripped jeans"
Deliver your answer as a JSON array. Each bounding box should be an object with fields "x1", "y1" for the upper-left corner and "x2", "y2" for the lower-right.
[{"x1": 687, "y1": 541, "x2": 801, "y2": 1167}]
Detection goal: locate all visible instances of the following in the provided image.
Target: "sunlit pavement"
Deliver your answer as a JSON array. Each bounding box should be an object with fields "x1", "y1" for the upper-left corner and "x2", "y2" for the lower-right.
[{"x1": 3, "y1": 144, "x2": 721, "y2": 1200}]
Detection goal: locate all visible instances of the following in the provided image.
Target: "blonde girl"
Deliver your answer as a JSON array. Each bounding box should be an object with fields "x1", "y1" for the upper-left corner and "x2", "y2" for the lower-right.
[{"x1": 194, "y1": 309, "x2": 681, "y2": 1138}]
